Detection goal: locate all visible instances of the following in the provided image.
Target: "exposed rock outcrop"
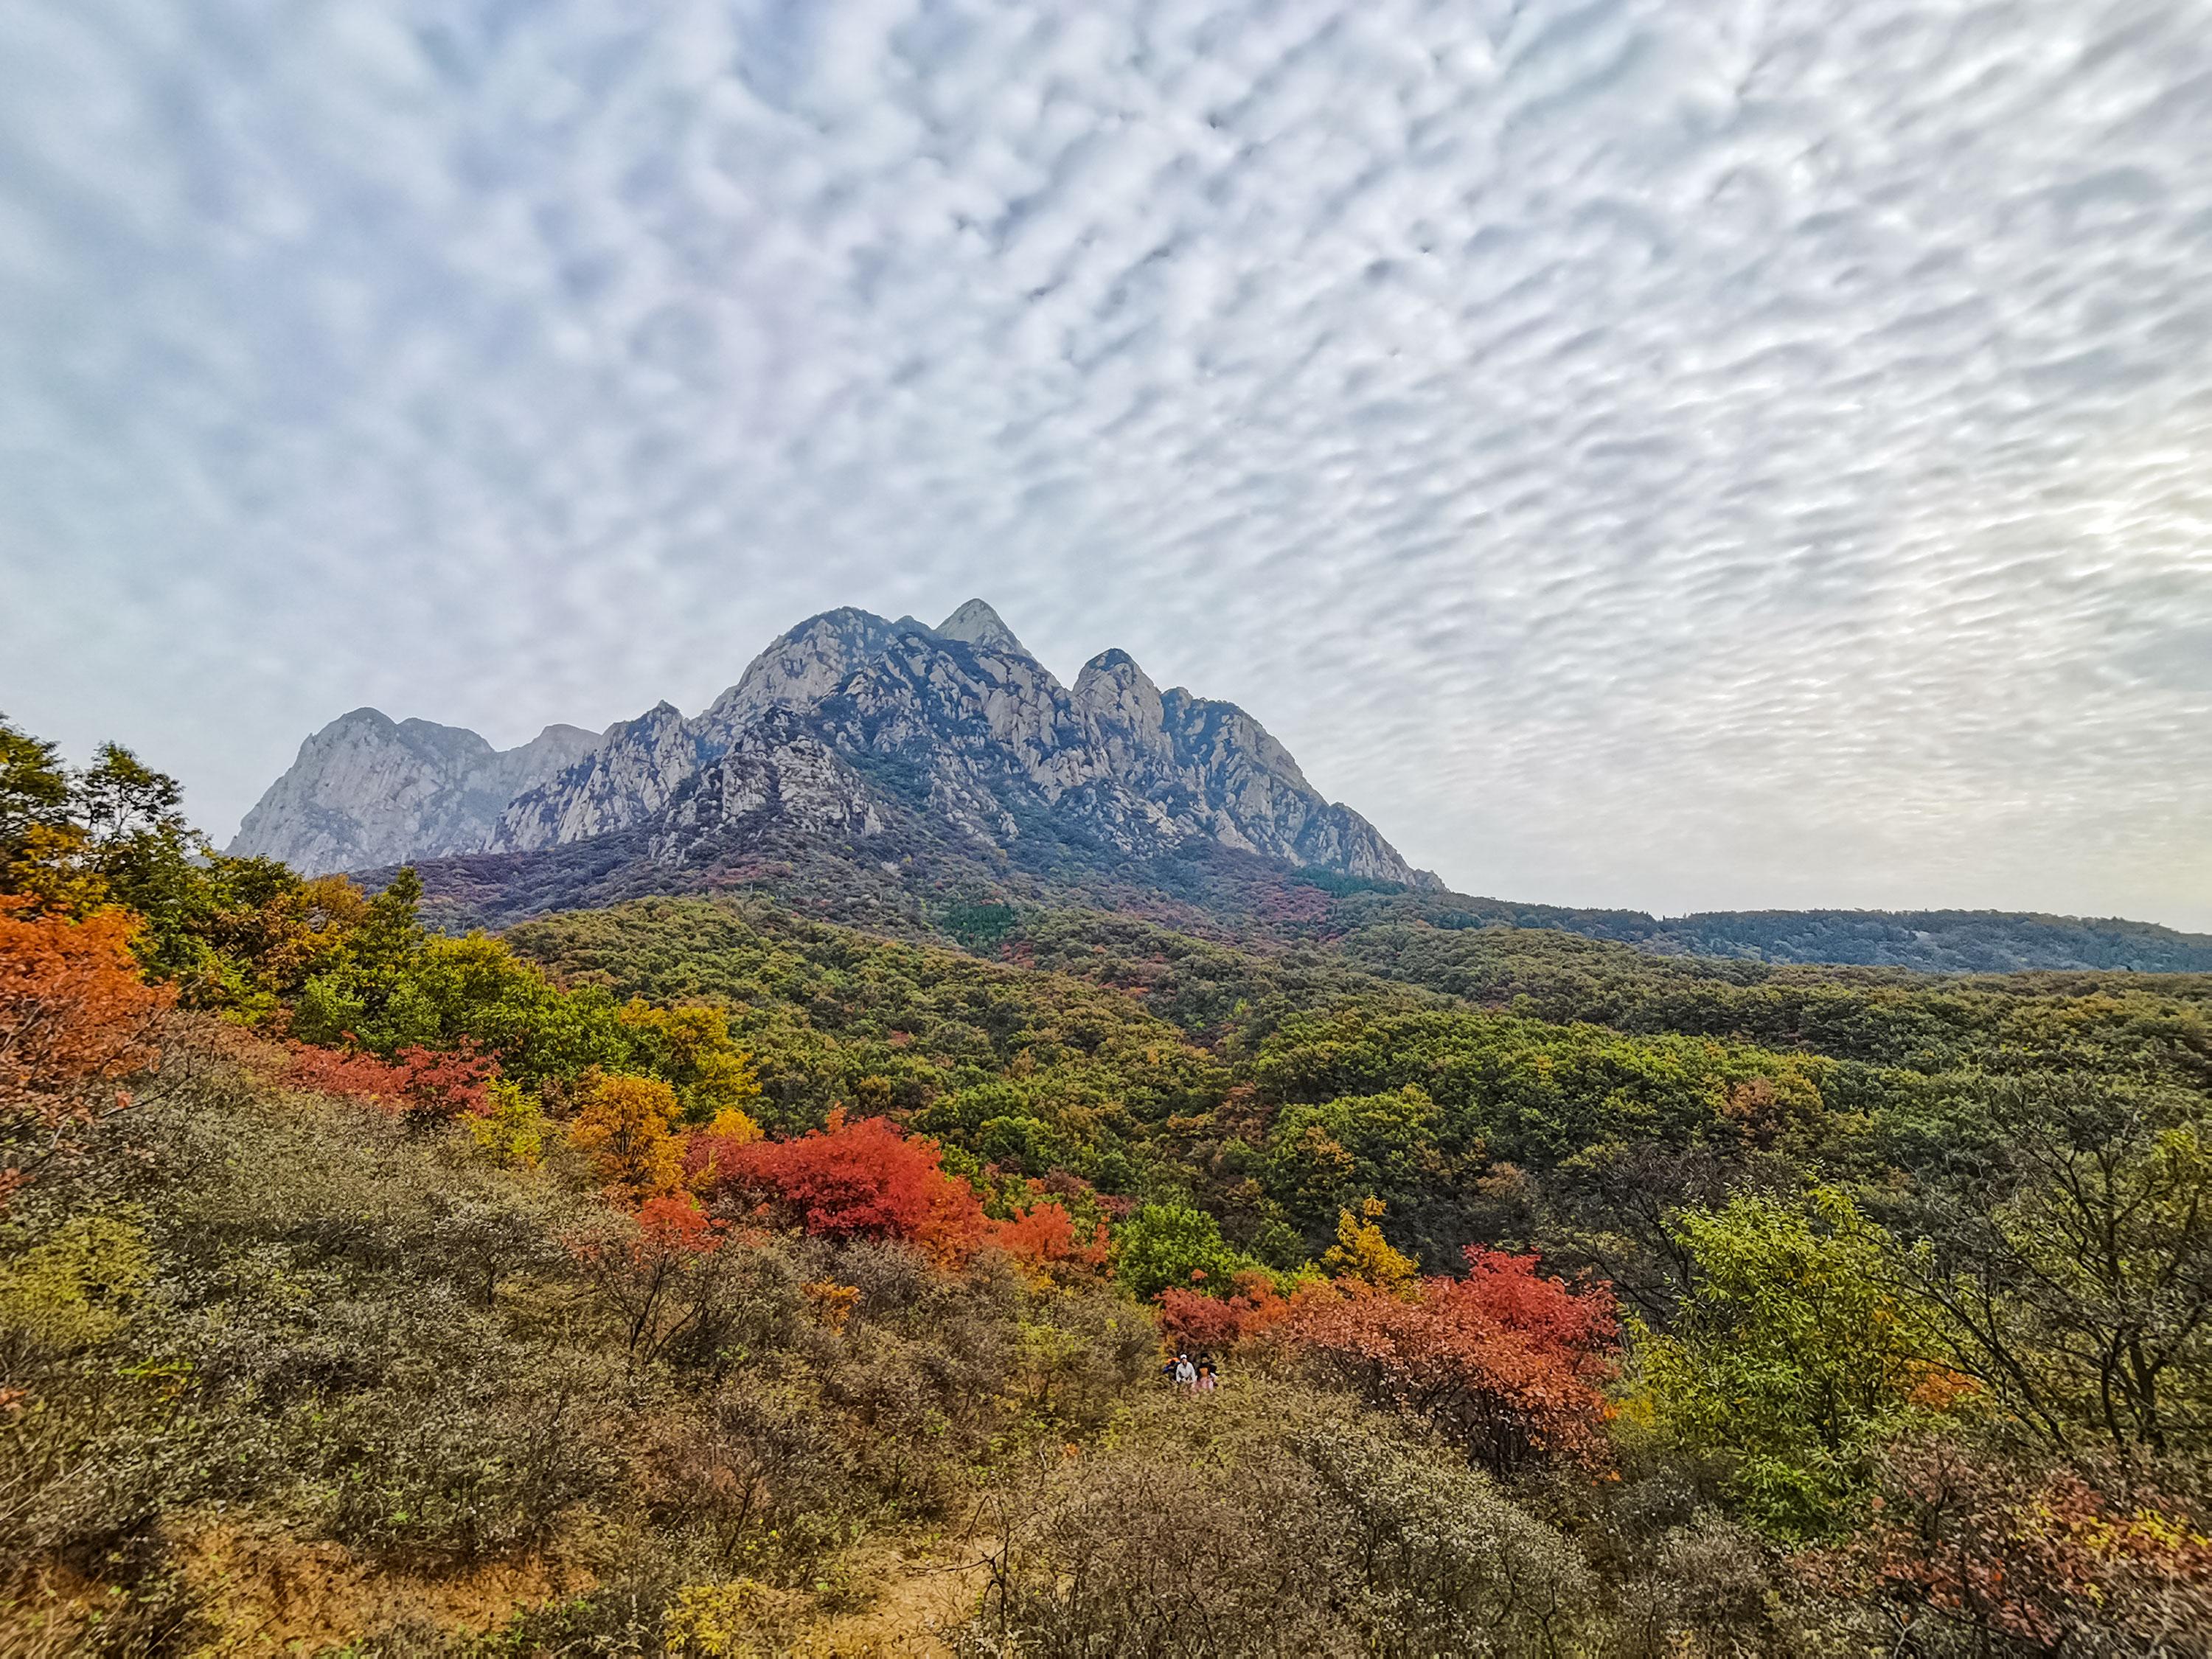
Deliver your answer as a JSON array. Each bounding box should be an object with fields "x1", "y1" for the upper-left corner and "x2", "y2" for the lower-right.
[
  {"x1": 228, "y1": 711, "x2": 599, "y2": 875},
  {"x1": 232, "y1": 599, "x2": 1432, "y2": 888}
]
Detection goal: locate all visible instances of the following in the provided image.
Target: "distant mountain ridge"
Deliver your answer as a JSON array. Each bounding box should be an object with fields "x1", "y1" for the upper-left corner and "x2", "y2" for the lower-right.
[
  {"x1": 231, "y1": 600, "x2": 2212, "y2": 976},
  {"x1": 232, "y1": 599, "x2": 1428, "y2": 889},
  {"x1": 1352, "y1": 891, "x2": 2212, "y2": 975}
]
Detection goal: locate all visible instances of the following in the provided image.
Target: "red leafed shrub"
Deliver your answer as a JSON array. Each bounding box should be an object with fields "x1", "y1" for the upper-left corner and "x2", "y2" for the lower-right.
[
  {"x1": 0, "y1": 896, "x2": 174, "y2": 1200},
  {"x1": 690, "y1": 1111, "x2": 986, "y2": 1263},
  {"x1": 989, "y1": 1197, "x2": 1109, "y2": 1274},
  {"x1": 1155, "y1": 1271, "x2": 1336, "y2": 1354},
  {"x1": 1820, "y1": 1437, "x2": 2212, "y2": 1649},
  {"x1": 1265, "y1": 1248, "x2": 1618, "y2": 1478},
  {"x1": 283, "y1": 1038, "x2": 495, "y2": 1119},
  {"x1": 1157, "y1": 1286, "x2": 1250, "y2": 1352}
]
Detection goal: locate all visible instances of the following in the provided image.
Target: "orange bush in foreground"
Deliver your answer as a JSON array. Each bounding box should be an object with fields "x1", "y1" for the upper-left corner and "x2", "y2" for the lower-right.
[
  {"x1": 1167, "y1": 1248, "x2": 1618, "y2": 1477},
  {"x1": 0, "y1": 895, "x2": 173, "y2": 1200},
  {"x1": 689, "y1": 1110, "x2": 987, "y2": 1262},
  {"x1": 1268, "y1": 1249, "x2": 1618, "y2": 1477}
]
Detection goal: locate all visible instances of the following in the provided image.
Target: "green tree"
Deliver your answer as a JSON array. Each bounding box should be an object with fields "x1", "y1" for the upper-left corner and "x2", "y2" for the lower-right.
[
  {"x1": 292, "y1": 868, "x2": 437, "y2": 1049},
  {"x1": 71, "y1": 743, "x2": 218, "y2": 978},
  {"x1": 1264, "y1": 1085, "x2": 1444, "y2": 1234},
  {"x1": 1638, "y1": 1186, "x2": 1941, "y2": 1539},
  {"x1": 1113, "y1": 1202, "x2": 1254, "y2": 1301},
  {"x1": 0, "y1": 717, "x2": 108, "y2": 914}
]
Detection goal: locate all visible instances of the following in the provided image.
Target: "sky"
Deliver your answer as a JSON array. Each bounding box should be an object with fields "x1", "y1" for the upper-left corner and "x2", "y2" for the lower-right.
[{"x1": 3, "y1": 0, "x2": 2210, "y2": 930}]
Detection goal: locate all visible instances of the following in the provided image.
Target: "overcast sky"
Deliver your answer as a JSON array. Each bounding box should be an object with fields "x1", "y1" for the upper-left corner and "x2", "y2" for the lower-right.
[{"x1": 4, "y1": 0, "x2": 2210, "y2": 929}]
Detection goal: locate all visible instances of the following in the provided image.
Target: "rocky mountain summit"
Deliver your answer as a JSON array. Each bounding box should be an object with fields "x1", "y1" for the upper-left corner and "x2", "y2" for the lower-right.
[
  {"x1": 232, "y1": 602, "x2": 1430, "y2": 888},
  {"x1": 228, "y1": 711, "x2": 599, "y2": 874}
]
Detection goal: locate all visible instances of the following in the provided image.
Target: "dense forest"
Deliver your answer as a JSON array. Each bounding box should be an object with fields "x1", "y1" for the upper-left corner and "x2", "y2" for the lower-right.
[{"x1": 4, "y1": 712, "x2": 2209, "y2": 1655}]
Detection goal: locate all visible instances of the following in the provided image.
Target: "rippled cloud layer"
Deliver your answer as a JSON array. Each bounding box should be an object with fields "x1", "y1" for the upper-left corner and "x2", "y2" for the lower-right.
[{"x1": 4, "y1": 0, "x2": 2208, "y2": 925}]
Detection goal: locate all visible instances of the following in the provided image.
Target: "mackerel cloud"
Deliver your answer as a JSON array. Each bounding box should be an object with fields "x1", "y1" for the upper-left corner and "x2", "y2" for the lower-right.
[{"x1": 3, "y1": 0, "x2": 2209, "y2": 926}]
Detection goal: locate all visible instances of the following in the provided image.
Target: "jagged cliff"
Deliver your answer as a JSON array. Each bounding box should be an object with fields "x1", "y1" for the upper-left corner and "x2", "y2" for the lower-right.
[{"x1": 231, "y1": 603, "x2": 1430, "y2": 888}]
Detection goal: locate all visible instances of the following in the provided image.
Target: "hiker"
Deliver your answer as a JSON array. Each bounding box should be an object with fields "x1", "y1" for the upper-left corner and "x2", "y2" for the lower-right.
[
  {"x1": 1194, "y1": 1358, "x2": 1219, "y2": 1393},
  {"x1": 1172, "y1": 1352, "x2": 1197, "y2": 1387}
]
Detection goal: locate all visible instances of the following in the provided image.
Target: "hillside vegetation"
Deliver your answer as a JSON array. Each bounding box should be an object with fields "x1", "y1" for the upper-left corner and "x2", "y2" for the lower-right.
[{"x1": 4, "y1": 712, "x2": 2210, "y2": 1656}]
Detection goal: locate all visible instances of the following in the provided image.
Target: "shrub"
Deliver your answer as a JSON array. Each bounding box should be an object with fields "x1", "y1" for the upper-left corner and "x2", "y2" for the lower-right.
[
  {"x1": 967, "y1": 1381, "x2": 1598, "y2": 1655},
  {"x1": 1820, "y1": 1435, "x2": 2212, "y2": 1652},
  {"x1": 694, "y1": 1112, "x2": 986, "y2": 1263},
  {"x1": 281, "y1": 1038, "x2": 496, "y2": 1121},
  {"x1": 987, "y1": 1196, "x2": 1109, "y2": 1277},
  {"x1": 0, "y1": 896, "x2": 172, "y2": 1200},
  {"x1": 1266, "y1": 1247, "x2": 1618, "y2": 1478}
]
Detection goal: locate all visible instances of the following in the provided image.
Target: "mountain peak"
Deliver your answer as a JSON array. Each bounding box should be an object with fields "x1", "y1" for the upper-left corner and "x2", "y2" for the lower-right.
[
  {"x1": 934, "y1": 599, "x2": 1027, "y2": 656},
  {"x1": 236, "y1": 596, "x2": 1427, "y2": 888}
]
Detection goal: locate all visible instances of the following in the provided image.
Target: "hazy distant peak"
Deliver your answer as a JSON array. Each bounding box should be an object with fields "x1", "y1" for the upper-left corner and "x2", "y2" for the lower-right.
[
  {"x1": 935, "y1": 598, "x2": 1027, "y2": 656},
  {"x1": 230, "y1": 707, "x2": 596, "y2": 874}
]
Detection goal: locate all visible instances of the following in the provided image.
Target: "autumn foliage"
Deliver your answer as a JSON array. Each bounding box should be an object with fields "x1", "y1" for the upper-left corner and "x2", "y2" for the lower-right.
[
  {"x1": 1264, "y1": 1248, "x2": 1618, "y2": 1477},
  {"x1": 988, "y1": 1196, "x2": 1110, "y2": 1275},
  {"x1": 1155, "y1": 1270, "x2": 1317, "y2": 1353},
  {"x1": 690, "y1": 1110, "x2": 987, "y2": 1262},
  {"x1": 1823, "y1": 1436, "x2": 2212, "y2": 1647},
  {"x1": 0, "y1": 895, "x2": 173, "y2": 1199},
  {"x1": 281, "y1": 1038, "x2": 496, "y2": 1119},
  {"x1": 574, "y1": 1072, "x2": 686, "y2": 1206}
]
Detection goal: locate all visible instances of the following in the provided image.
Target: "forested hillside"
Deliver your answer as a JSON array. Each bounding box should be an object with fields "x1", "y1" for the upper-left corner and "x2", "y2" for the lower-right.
[{"x1": 4, "y1": 712, "x2": 2210, "y2": 1655}]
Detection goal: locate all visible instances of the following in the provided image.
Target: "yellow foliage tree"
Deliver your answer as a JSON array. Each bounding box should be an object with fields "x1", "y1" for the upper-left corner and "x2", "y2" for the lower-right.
[
  {"x1": 572, "y1": 1071, "x2": 684, "y2": 1206},
  {"x1": 617, "y1": 998, "x2": 762, "y2": 1122},
  {"x1": 468, "y1": 1077, "x2": 549, "y2": 1169},
  {"x1": 1322, "y1": 1196, "x2": 1419, "y2": 1291},
  {"x1": 703, "y1": 1105, "x2": 762, "y2": 1144}
]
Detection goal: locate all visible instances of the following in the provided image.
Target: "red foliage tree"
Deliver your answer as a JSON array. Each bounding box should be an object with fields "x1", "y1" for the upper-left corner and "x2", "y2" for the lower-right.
[
  {"x1": 690, "y1": 1111, "x2": 986, "y2": 1263},
  {"x1": 282, "y1": 1037, "x2": 495, "y2": 1119},
  {"x1": 1267, "y1": 1247, "x2": 1618, "y2": 1477},
  {"x1": 0, "y1": 895, "x2": 173, "y2": 1200},
  {"x1": 1157, "y1": 1285, "x2": 1251, "y2": 1352}
]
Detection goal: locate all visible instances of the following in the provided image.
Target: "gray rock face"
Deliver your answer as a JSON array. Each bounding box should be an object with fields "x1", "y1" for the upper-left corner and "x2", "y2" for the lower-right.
[
  {"x1": 228, "y1": 710, "x2": 599, "y2": 874},
  {"x1": 493, "y1": 702, "x2": 699, "y2": 852},
  {"x1": 931, "y1": 597, "x2": 1029, "y2": 655},
  {"x1": 692, "y1": 608, "x2": 908, "y2": 749},
  {"x1": 233, "y1": 598, "x2": 1430, "y2": 887}
]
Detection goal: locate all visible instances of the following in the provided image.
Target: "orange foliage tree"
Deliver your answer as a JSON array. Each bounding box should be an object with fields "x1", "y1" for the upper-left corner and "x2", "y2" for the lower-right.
[
  {"x1": 1266, "y1": 1248, "x2": 1619, "y2": 1478},
  {"x1": 574, "y1": 1072, "x2": 686, "y2": 1207},
  {"x1": 0, "y1": 894, "x2": 173, "y2": 1200},
  {"x1": 988, "y1": 1195, "x2": 1110, "y2": 1276},
  {"x1": 689, "y1": 1110, "x2": 985, "y2": 1263}
]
